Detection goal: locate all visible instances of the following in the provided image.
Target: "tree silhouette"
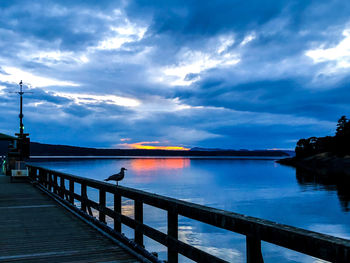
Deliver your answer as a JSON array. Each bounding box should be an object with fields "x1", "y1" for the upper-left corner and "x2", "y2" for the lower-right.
[
  {"x1": 336, "y1": 116, "x2": 349, "y2": 137},
  {"x1": 295, "y1": 116, "x2": 350, "y2": 158}
]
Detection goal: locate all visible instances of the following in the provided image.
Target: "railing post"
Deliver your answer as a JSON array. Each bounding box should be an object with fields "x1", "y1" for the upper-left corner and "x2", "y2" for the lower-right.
[
  {"x1": 99, "y1": 190, "x2": 106, "y2": 223},
  {"x1": 28, "y1": 167, "x2": 36, "y2": 181},
  {"x1": 114, "y1": 192, "x2": 122, "y2": 233},
  {"x1": 48, "y1": 173, "x2": 52, "y2": 192},
  {"x1": 42, "y1": 172, "x2": 47, "y2": 188},
  {"x1": 44, "y1": 172, "x2": 48, "y2": 188},
  {"x1": 69, "y1": 180, "x2": 74, "y2": 204},
  {"x1": 53, "y1": 174, "x2": 58, "y2": 194},
  {"x1": 47, "y1": 173, "x2": 50, "y2": 189},
  {"x1": 38, "y1": 169, "x2": 44, "y2": 184},
  {"x1": 246, "y1": 236, "x2": 264, "y2": 263},
  {"x1": 168, "y1": 210, "x2": 178, "y2": 263},
  {"x1": 134, "y1": 200, "x2": 143, "y2": 246},
  {"x1": 43, "y1": 171, "x2": 47, "y2": 186},
  {"x1": 60, "y1": 177, "x2": 65, "y2": 199},
  {"x1": 32, "y1": 167, "x2": 37, "y2": 180},
  {"x1": 81, "y1": 183, "x2": 87, "y2": 213}
]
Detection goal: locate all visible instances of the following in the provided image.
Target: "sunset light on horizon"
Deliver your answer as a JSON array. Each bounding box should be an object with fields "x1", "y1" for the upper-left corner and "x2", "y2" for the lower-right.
[{"x1": 118, "y1": 141, "x2": 190, "y2": 151}]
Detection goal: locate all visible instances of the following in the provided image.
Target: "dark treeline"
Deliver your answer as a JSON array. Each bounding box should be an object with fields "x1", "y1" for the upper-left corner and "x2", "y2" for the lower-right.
[{"x1": 296, "y1": 116, "x2": 350, "y2": 158}]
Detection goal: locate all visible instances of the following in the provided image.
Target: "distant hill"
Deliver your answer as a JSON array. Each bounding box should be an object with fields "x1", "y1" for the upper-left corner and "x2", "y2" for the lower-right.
[
  {"x1": 281, "y1": 150, "x2": 295, "y2": 157},
  {"x1": 191, "y1": 147, "x2": 294, "y2": 155},
  {"x1": 0, "y1": 141, "x2": 289, "y2": 157},
  {"x1": 190, "y1": 147, "x2": 230, "y2": 151}
]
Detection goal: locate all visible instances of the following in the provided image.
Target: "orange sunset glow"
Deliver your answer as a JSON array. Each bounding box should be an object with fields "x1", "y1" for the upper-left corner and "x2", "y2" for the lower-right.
[
  {"x1": 131, "y1": 158, "x2": 190, "y2": 172},
  {"x1": 120, "y1": 141, "x2": 190, "y2": 151}
]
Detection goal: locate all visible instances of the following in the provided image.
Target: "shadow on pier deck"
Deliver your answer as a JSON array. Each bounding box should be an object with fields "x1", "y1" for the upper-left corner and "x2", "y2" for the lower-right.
[{"x1": 0, "y1": 175, "x2": 141, "y2": 263}]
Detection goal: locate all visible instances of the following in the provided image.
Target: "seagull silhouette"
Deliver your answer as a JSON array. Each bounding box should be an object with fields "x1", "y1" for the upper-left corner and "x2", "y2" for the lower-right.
[{"x1": 105, "y1": 167, "x2": 127, "y2": 186}]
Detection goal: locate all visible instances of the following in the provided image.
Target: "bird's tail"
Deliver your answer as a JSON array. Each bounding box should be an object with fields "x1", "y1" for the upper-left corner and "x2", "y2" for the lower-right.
[{"x1": 104, "y1": 179, "x2": 109, "y2": 181}]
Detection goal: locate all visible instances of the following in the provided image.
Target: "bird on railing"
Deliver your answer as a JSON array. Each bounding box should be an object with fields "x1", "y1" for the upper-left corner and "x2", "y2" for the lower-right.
[{"x1": 104, "y1": 167, "x2": 127, "y2": 186}]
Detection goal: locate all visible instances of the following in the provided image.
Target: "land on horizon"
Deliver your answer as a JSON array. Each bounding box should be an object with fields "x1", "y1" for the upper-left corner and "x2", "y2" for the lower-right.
[{"x1": 0, "y1": 140, "x2": 290, "y2": 157}]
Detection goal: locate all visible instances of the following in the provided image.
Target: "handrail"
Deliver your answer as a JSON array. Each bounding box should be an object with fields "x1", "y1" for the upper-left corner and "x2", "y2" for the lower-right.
[{"x1": 27, "y1": 164, "x2": 350, "y2": 263}]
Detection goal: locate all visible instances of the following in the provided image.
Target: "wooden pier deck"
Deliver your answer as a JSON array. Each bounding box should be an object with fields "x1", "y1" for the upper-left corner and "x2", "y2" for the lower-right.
[
  {"x1": 0, "y1": 175, "x2": 141, "y2": 263},
  {"x1": 2, "y1": 165, "x2": 350, "y2": 263}
]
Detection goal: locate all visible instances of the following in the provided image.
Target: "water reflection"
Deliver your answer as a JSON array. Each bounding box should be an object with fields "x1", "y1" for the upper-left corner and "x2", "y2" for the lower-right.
[
  {"x1": 122, "y1": 199, "x2": 135, "y2": 218},
  {"x1": 128, "y1": 158, "x2": 191, "y2": 183},
  {"x1": 178, "y1": 224, "x2": 243, "y2": 262},
  {"x1": 130, "y1": 158, "x2": 190, "y2": 172},
  {"x1": 296, "y1": 168, "x2": 350, "y2": 212}
]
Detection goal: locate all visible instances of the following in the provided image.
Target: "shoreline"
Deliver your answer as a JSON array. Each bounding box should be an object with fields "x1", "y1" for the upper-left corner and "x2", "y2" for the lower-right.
[
  {"x1": 277, "y1": 152, "x2": 350, "y2": 176},
  {"x1": 29, "y1": 155, "x2": 285, "y2": 160}
]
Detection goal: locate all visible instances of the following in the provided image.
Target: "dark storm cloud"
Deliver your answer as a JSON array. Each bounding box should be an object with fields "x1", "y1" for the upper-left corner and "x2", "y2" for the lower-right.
[
  {"x1": 61, "y1": 104, "x2": 93, "y2": 117},
  {"x1": 126, "y1": 0, "x2": 350, "y2": 52},
  {"x1": 0, "y1": 1, "x2": 122, "y2": 51},
  {"x1": 179, "y1": 72, "x2": 350, "y2": 122},
  {"x1": 127, "y1": 0, "x2": 296, "y2": 35},
  {"x1": 28, "y1": 88, "x2": 71, "y2": 105}
]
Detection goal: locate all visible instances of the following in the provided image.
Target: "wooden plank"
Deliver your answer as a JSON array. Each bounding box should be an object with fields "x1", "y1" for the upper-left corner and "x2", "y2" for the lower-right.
[
  {"x1": 114, "y1": 192, "x2": 122, "y2": 232},
  {"x1": 81, "y1": 183, "x2": 87, "y2": 213},
  {"x1": 135, "y1": 200, "x2": 144, "y2": 246},
  {"x1": 53, "y1": 174, "x2": 58, "y2": 194},
  {"x1": 168, "y1": 210, "x2": 178, "y2": 263},
  {"x1": 0, "y1": 175, "x2": 141, "y2": 263},
  {"x1": 60, "y1": 177, "x2": 65, "y2": 199},
  {"x1": 34, "y1": 183, "x2": 162, "y2": 263},
  {"x1": 246, "y1": 236, "x2": 264, "y2": 263},
  {"x1": 99, "y1": 189, "x2": 106, "y2": 223},
  {"x1": 48, "y1": 172, "x2": 52, "y2": 192},
  {"x1": 69, "y1": 180, "x2": 74, "y2": 204}
]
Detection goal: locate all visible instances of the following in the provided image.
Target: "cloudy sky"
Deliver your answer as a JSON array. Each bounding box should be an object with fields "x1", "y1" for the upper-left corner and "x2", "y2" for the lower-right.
[{"x1": 0, "y1": 0, "x2": 350, "y2": 150}]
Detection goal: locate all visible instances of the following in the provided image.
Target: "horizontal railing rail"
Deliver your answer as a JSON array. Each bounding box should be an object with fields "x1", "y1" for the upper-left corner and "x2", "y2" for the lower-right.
[{"x1": 27, "y1": 165, "x2": 350, "y2": 263}]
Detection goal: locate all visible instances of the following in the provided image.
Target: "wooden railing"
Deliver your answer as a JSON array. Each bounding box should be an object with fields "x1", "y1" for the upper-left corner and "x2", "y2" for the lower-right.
[{"x1": 27, "y1": 165, "x2": 350, "y2": 263}]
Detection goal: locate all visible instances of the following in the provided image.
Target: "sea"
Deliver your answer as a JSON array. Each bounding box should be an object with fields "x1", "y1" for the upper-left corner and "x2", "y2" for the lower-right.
[{"x1": 30, "y1": 157, "x2": 350, "y2": 263}]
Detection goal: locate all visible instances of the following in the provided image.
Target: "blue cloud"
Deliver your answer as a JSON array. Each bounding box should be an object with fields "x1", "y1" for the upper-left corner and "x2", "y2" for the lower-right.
[{"x1": 0, "y1": 0, "x2": 350, "y2": 149}]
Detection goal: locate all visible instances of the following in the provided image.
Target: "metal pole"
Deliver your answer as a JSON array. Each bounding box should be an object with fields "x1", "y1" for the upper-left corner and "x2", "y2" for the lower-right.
[{"x1": 19, "y1": 80, "x2": 24, "y2": 136}]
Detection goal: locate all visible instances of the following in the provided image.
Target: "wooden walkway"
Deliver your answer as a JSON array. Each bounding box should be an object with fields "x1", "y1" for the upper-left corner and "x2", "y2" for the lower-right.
[{"x1": 0, "y1": 175, "x2": 141, "y2": 263}]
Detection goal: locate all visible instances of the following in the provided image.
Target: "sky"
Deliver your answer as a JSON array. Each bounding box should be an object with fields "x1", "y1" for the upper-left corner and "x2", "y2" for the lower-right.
[{"x1": 0, "y1": 0, "x2": 350, "y2": 150}]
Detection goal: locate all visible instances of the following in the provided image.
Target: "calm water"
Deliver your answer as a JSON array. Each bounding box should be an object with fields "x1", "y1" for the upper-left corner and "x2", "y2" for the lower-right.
[{"x1": 31, "y1": 158, "x2": 350, "y2": 263}]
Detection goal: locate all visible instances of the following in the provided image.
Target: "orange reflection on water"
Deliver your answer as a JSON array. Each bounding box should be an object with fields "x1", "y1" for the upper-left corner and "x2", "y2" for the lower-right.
[{"x1": 131, "y1": 158, "x2": 190, "y2": 172}]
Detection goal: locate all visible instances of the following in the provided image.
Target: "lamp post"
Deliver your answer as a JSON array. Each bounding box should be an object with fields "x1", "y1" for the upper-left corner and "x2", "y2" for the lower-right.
[
  {"x1": 19, "y1": 80, "x2": 24, "y2": 136},
  {"x1": 13, "y1": 80, "x2": 31, "y2": 160}
]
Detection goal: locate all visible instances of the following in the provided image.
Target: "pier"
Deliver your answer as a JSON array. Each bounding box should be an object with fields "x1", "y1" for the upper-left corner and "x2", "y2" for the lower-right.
[
  {"x1": 1, "y1": 165, "x2": 350, "y2": 262},
  {"x1": 0, "y1": 174, "x2": 143, "y2": 262}
]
